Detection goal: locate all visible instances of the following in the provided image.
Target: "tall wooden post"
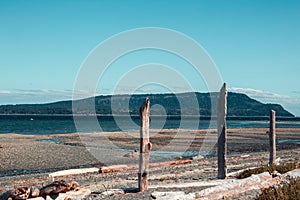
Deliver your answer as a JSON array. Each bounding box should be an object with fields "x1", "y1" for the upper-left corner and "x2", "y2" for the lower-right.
[
  {"x1": 269, "y1": 110, "x2": 276, "y2": 165},
  {"x1": 138, "y1": 98, "x2": 152, "y2": 192},
  {"x1": 217, "y1": 83, "x2": 227, "y2": 179}
]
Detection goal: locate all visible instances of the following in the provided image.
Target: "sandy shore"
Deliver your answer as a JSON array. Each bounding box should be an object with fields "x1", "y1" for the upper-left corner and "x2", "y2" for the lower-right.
[
  {"x1": 0, "y1": 128, "x2": 299, "y2": 199},
  {"x1": 0, "y1": 128, "x2": 299, "y2": 175}
]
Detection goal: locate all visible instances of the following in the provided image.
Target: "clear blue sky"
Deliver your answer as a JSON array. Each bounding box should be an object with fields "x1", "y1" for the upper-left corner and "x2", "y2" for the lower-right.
[{"x1": 0, "y1": 0, "x2": 300, "y2": 115}]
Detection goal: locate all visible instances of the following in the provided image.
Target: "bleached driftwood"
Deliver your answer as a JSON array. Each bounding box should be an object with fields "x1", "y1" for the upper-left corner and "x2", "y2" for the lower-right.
[
  {"x1": 226, "y1": 166, "x2": 257, "y2": 177},
  {"x1": 49, "y1": 167, "x2": 99, "y2": 180},
  {"x1": 151, "y1": 191, "x2": 188, "y2": 200},
  {"x1": 100, "y1": 189, "x2": 125, "y2": 196},
  {"x1": 149, "y1": 179, "x2": 224, "y2": 189},
  {"x1": 195, "y1": 169, "x2": 300, "y2": 199},
  {"x1": 151, "y1": 169, "x2": 300, "y2": 200}
]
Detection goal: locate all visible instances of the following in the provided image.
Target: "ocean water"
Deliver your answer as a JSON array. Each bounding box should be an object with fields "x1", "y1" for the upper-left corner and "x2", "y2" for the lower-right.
[{"x1": 0, "y1": 114, "x2": 300, "y2": 135}]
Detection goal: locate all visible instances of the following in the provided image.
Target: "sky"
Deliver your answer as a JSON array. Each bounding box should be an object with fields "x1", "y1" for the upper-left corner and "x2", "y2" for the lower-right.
[{"x1": 0, "y1": 0, "x2": 300, "y2": 115}]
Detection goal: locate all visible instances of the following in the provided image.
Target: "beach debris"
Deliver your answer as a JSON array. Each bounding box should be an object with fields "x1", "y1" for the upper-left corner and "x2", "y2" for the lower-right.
[
  {"x1": 151, "y1": 191, "x2": 190, "y2": 200},
  {"x1": 99, "y1": 164, "x2": 129, "y2": 173},
  {"x1": 100, "y1": 189, "x2": 125, "y2": 196},
  {"x1": 276, "y1": 157, "x2": 281, "y2": 165},
  {"x1": 175, "y1": 156, "x2": 183, "y2": 160},
  {"x1": 240, "y1": 154, "x2": 250, "y2": 158},
  {"x1": 123, "y1": 150, "x2": 139, "y2": 158},
  {"x1": 149, "y1": 180, "x2": 224, "y2": 189},
  {"x1": 227, "y1": 167, "x2": 257, "y2": 177},
  {"x1": 49, "y1": 167, "x2": 98, "y2": 181},
  {"x1": 11, "y1": 187, "x2": 30, "y2": 200},
  {"x1": 99, "y1": 160, "x2": 193, "y2": 174},
  {"x1": 59, "y1": 188, "x2": 91, "y2": 200},
  {"x1": 150, "y1": 159, "x2": 192, "y2": 167},
  {"x1": 271, "y1": 170, "x2": 281, "y2": 178},
  {"x1": 40, "y1": 180, "x2": 79, "y2": 196},
  {"x1": 150, "y1": 169, "x2": 300, "y2": 199},
  {"x1": 29, "y1": 187, "x2": 39, "y2": 198},
  {"x1": 26, "y1": 188, "x2": 91, "y2": 200},
  {"x1": 0, "y1": 187, "x2": 39, "y2": 200},
  {"x1": 192, "y1": 155, "x2": 204, "y2": 161}
]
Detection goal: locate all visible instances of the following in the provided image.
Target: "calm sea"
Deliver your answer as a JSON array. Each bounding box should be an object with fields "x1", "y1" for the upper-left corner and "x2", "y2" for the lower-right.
[{"x1": 0, "y1": 114, "x2": 300, "y2": 135}]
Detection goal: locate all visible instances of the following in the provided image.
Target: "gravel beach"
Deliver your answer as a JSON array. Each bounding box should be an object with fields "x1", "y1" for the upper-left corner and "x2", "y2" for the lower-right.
[{"x1": 0, "y1": 128, "x2": 299, "y2": 199}]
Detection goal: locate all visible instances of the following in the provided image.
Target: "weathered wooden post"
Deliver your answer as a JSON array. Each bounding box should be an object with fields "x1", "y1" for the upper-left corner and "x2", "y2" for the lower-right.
[
  {"x1": 217, "y1": 83, "x2": 227, "y2": 179},
  {"x1": 269, "y1": 110, "x2": 276, "y2": 165},
  {"x1": 138, "y1": 98, "x2": 152, "y2": 192}
]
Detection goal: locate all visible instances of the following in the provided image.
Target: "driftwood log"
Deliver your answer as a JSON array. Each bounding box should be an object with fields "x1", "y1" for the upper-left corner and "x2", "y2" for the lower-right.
[
  {"x1": 99, "y1": 159, "x2": 192, "y2": 173},
  {"x1": 217, "y1": 83, "x2": 227, "y2": 179},
  {"x1": 99, "y1": 164, "x2": 129, "y2": 173},
  {"x1": 11, "y1": 187, "x2": 30, "y2": 200},
  {"x1": 40, "y1": 180, "x2": 79, "y2": 196},
  {"x1": 138, "y1": 98, "x2": 152, "y2": 192},
  {"x1": 49, "y1": 167, "x2": 99, "y2": 180},
  {"x1": 0, "y1": 186, "x2": 37, "y2": 200}
]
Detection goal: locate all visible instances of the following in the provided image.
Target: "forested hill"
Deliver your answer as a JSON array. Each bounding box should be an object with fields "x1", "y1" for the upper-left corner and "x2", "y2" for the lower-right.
[{"x1": 0, "y1": 92, "x2": 294, "y2": 117}]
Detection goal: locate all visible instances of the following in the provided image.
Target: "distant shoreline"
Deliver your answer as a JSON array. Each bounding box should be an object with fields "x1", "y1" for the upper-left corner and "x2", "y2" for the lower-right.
[{"x1": 0, "y1": 114, "x2": 299, "y2": 121}]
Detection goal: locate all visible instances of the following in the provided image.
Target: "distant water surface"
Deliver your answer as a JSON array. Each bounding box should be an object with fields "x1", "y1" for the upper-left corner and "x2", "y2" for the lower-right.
[{"x1": 0, "y1": 114, "x2": 299, "y2": 135}]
